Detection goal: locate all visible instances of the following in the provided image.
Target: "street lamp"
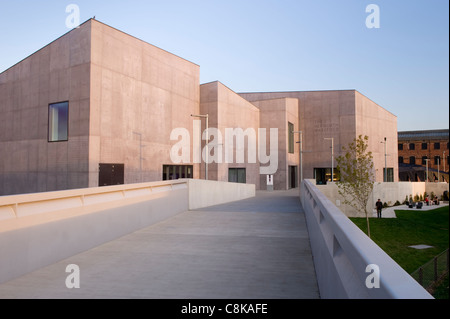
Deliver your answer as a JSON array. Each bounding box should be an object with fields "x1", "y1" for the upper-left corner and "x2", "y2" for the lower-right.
[
  {"x1": 381, "y1": 137, "x2": 387, "y2": 182},
  {"x1": 293, "y1": 131, "x2": 303, "y2": 183},
  {"x1": 424, "y1": 159, "x2": 431, "y2": 182},
  {"x1": 191, "y1": 114, "x2": 209, "y2": 180},
  {"x1": 438, "y1": 157, "x2": 440, "y2": 182},
  {"x1": 324, "y1": 138, "x2": 334, "y2": 183},
  {"x1": 444, "y1": 151, "x2": 446, "y2": 182}
]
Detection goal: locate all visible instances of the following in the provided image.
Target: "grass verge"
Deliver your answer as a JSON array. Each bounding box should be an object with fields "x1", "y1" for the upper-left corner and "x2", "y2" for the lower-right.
[{"x1": 350, "y1": 206, "x2": 449, "y2": 299}]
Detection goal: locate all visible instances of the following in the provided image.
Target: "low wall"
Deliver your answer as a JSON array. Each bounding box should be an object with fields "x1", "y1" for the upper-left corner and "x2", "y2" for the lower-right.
[
  {"x1": 314, "y1": 180, "x2": 449, "y2": 217},
  {"x1": 188, "y1": 179, "x2": 255, "y2": 210},
  {"x1": 301, "y1": 180, "x2": 433, "y2": 299},
  {"x1": 0, "y1": 179, "x2": 255, "y2": 284}
]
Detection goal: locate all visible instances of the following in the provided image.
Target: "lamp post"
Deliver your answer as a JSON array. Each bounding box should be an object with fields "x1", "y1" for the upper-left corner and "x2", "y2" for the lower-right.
[
  {"x1": 191, "y1": 114, "x2": 209, "y2": 180},
  {"x1": 324, "y1": 137, "x2": 334, "y2": 183},
  {"x1": 380, "y1": 137, "x2": 387, "y2": 182},
  {"x1": 438, "y1": 157, "x2": 440, "y2": 182},
  {"x1": 425, "y1": 159, "x2": 430, "y2": 182},
  {"x1": 293, "y1": 131, "x2": 303, "y2": 183},
  {"x1": 444, "y1": 151, "x2": 446, "y2": 182}
]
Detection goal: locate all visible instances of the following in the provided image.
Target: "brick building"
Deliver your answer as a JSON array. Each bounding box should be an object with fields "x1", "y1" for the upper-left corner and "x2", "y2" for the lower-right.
[{"x1": 398, "y1": 129, "x2": 449, "y2": 182}]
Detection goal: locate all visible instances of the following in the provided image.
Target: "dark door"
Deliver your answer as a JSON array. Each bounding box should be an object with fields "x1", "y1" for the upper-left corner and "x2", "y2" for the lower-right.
[
  {"x1": 289, "y1": 166, "x2": 297, "y2": 189},
  {"x1": 99, "y1": 164, "x2": 125, "y2": 186}
]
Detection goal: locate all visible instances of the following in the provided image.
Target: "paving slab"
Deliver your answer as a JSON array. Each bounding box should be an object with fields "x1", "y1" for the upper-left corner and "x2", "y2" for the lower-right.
[{"x1": 0, "y1": 189, "x2": 319, "y2": 299}]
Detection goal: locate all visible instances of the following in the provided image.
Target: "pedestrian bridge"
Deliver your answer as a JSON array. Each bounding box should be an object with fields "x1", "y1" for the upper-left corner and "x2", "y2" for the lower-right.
[{"x1": 0, "y1": 179, "x2": 432, "y2": 299}]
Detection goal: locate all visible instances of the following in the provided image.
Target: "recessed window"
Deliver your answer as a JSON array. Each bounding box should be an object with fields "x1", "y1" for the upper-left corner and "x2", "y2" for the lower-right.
[
  {"x1": 48, "y1": 102, "x2": 69, "y2": 142},
  {"x1": 434, "y1": 156, "x2": 441, "y2": 165},
  {"x1": 398, "y1": 157, "x2": 404, "y2": 164},
  {"x1": 422, "y1": 156, "x2": 428, "y2": 165},
  {"x1": 384, "y1": 168, "x2": 394, "y2": 183},
  {"x1": 162, "y1": 165, "x2": 193, "y2": 180},
  {"x1": 229, "y1": 168, "x2": 246, "y2": 184},
  {"x1": 434, "y1": 143, "x2": 441, "y2": 150},
  {"x1": 409, "y1": 156, "x2": 416, "y2": 165},
  {"x1": 422, "y1": 143, "x2": 428, "y2": 150},
  {"x1": 398, "y1": 144, "x2": 403, "y2": 151},
  {"x1": 409, "y1": 143, "x2": 415, "y2": 150},
  {"x1": 288, "y1": 122, "x2": 295, "y2": 154}
]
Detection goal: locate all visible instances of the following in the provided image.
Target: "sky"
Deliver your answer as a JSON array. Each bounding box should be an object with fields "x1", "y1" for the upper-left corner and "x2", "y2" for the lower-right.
[{"x1": 0, "y1": 0, "x2": 448, "y2": 132}]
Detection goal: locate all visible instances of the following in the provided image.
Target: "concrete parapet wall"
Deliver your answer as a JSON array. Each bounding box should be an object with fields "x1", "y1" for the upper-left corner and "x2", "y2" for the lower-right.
[
  {"x1": 0, "y1": 179, "x2": 255, "y2": 284},
  {"x1": 188, "y1": 179, "x2": 256, "y2": 210},
  {"x1": 301, "y1": 180, "x2": 433, "y2": 299}
]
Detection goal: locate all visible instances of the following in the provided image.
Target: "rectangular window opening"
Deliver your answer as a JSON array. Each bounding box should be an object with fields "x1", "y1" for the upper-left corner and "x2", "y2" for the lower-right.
[
  {"x1": 288, "y1": 122, "x2": 295, "y2": 154},
  {"x1": 48, "y1": 102, "x2": 69, "y2": 142}
]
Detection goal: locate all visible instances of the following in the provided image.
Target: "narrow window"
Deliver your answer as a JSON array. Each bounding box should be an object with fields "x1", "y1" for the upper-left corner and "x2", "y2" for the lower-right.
[
  {"x1": 288, "y1": 122, "x2": 294, "y2": 154},
  {"x1": 434, "y1": 143, "x2": 441, "y2": 150},
  {"x1": 48, "y1": 102, "x2": 69, "y2": 142},
  {"x1": 398, "y1": 144, "x2": 403, "y2": 151},
  {"x1": 409, "y1": 143, "x2": 415, "y2": 150},
  {"x1": 409, "y1": 156, "x2": 416, "y2": 165},
  {"x1": 421, "y1": 143, "x2": 427, "y2": 150}
]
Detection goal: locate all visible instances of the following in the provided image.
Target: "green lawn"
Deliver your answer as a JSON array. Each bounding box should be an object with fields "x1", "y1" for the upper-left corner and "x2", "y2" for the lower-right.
[{"x1": 350, "y1": 206, "x2": 449, "y2": 298}]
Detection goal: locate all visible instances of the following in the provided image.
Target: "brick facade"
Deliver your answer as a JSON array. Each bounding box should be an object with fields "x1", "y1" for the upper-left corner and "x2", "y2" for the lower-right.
[{"x1": 398, "y1": 130, "x2": 449, "y2": 182}]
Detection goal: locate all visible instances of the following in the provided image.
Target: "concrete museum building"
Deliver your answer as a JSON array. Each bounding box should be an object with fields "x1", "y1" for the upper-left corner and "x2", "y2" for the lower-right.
[{"x1": 0, "y1": 19, "x2": 398, "y2": 196}]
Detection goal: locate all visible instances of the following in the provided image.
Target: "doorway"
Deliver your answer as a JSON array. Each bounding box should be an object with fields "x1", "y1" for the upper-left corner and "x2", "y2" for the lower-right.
[
  {"x1": 289, "y1": 166, "x2": 298, "y2": 189},
  {"x1": 99, "y1": 164, "x2": 125, "y2": 187}
]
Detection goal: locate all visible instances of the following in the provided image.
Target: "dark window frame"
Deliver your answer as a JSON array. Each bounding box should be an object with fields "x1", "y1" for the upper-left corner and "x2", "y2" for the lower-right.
[
  {"x1": 48, "y1": 101, "x2": 69, "y2": 142},
  {"x1": 288, "y1": 122, "x2": 295, "y2": 154}
]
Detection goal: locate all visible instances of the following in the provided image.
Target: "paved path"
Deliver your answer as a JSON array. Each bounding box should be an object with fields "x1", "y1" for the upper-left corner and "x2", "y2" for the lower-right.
[
  {"x1": 371, "y1": 203, "x2": 449, "y2": 218},
  {"x1": 0, "y1": 189, "x2": 319, "y2": 299}
]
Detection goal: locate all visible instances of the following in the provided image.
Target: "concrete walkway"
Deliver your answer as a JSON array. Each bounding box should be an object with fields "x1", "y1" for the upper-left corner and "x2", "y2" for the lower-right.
[{"x1": 0, "y1": 189, "x2": 319, "y2": 299}]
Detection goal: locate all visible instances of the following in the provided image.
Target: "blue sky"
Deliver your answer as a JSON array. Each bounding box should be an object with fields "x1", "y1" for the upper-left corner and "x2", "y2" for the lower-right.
[{"x1": 0, "y1": 0, "x2": 448, "y2": 131}]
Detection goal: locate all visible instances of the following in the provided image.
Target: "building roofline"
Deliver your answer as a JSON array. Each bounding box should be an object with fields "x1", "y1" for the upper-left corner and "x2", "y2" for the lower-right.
[
  {"x1": 238, "y1": 89, "x2": 397, "y2": 118},
  {"x1": 0, "y1": 19, "x2": 92, "y2": 76},
  {"x1": 92, "y1": 19, "x2": 200, "y2": 67},
  {"x1": 238, "y1": 89, "x2": 357, "y2": 95},
  {"x1": 398, "y1": 129, "x2": 449, "y2": 141},
  {"x1": 0, "y1": 18, "x2": 199, "y2": 77}
]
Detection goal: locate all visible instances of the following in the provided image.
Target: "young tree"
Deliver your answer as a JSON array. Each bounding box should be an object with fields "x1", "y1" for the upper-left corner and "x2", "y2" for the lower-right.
[{"x1": 336, "y1": 135, "x2": 375, "y2": 238}]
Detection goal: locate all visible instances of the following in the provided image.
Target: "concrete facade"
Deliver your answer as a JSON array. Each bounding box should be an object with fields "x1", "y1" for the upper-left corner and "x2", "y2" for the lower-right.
[
  {"x1": 199, "y1": 82, "x2": 300, "y2": 190},
  {"x1": 199, "y1": 82, "x2": 261, "y2": 189},
  {"x1": 0, "y1": 19, "x2": 200, "y2": 195},
  {"x1": 239, "y1": 90, "x2": 399, "y2": 183},
  {"x1": 1, "y1": 19, "x2": 398, "y2": 195}
]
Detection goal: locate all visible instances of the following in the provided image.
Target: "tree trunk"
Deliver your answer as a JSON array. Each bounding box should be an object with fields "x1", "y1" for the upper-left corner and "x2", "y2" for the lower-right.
[{"x1": 365, "y1": 210, "x2": 371, "y2": 238}]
